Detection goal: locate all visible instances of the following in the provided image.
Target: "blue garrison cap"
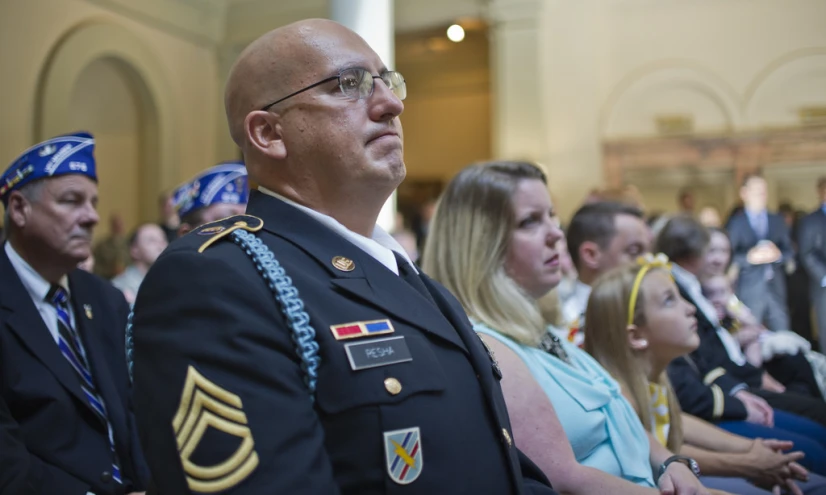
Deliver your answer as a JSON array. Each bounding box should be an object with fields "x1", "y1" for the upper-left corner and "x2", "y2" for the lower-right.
[
  {"x1": 173, "y1": 162, "x2": 249, "y2": 219},
  {"x1": 1, "y1": 132, "x2": 97, "y2": 206}
]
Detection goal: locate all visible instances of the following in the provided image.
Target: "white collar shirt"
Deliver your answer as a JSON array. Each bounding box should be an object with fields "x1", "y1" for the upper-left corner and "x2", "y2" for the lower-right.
[
  {"x1": 5, "y1": 242, "x2": 74, "y2": 345},
  {"x1": 258, "y1": 186, "x2": 416, "y2": 274}
]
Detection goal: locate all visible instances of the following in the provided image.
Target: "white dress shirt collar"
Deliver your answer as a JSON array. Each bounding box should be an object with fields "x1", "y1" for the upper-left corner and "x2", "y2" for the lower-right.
[
  {"x1": 257, "y1": 186, "x2": 416, "y2": 274},
  {"x1": 5, "y1": 242, "x2": 72, "y2": 344},
  {"x1": 5, "y1": 242, "x2": 70, "y2": 302}
]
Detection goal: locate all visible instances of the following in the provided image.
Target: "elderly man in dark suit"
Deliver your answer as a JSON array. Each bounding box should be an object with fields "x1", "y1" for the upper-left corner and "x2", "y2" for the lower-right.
[
  {"x1": 726, "y1": 174, "x2": 795, "y2": 331},
  {"x1": 0, "y1": 133, "x2": 148, "y2": 495},
  {"x1": 799, "y1": 177, "x2": 826, "y2": 351},
  {"x1": 131, "y1": 19, "x2": 559, "y2": 495}
]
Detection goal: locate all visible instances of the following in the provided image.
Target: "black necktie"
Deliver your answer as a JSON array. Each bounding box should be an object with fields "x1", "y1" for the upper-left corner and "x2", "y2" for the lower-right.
[{"x1": 393, "y1": 252, "x2": 436, "y2": 305}]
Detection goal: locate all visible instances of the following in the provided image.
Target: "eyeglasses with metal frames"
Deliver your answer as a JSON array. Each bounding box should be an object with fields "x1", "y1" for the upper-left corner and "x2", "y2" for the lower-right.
[{"x1": 260, "y1": 67, "x2": 406, "y2": 111}]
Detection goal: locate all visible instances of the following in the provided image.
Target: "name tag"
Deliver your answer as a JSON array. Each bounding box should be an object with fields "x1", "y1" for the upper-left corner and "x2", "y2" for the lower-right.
[{"x1": 344, "y1": 336, "x2": 412, "y2": 371}]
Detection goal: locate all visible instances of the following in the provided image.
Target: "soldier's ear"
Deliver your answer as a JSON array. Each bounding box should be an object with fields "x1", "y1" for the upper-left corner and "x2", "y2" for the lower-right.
[
  {"x1": 626, "y1": 324, "x2": 648, "y2": 351},
  {"x1": 245, "y1": 111, "x2": 286, "y2": 160}
]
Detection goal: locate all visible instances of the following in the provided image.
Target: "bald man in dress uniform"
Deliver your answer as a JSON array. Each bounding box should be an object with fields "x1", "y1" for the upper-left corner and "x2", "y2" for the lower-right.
[{"x1": 131, "y1": 19, "x2": 557, "y2": 495}]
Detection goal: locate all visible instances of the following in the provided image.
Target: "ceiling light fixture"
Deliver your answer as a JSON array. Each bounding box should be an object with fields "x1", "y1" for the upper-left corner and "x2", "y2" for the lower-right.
[{"x1": 446, "y1": 24, "x2": 465, "y2": 43}]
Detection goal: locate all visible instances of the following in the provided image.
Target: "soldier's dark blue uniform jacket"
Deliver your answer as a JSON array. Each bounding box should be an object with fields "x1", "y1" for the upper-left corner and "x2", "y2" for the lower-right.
[
  {"x1": 667, "y1": 282, "x2": 750, "y2": 422},
  {"x1": 132, "y1": 190, "x2": 557, "y2": 494},
  {"x1": 669, "y1": 279, "x2": 826, "y2": 425}
]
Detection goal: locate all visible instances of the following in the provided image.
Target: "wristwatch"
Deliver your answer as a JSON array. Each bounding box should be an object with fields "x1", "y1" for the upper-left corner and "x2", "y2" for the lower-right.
[{"x1": 658, "y1": 455, "x2": 701, "y2": 480}]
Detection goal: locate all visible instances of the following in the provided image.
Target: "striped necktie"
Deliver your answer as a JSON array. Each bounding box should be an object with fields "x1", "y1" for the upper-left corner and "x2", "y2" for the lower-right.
[{"x1": 47, "y1": 285, "x2": 122, "y2": 485}]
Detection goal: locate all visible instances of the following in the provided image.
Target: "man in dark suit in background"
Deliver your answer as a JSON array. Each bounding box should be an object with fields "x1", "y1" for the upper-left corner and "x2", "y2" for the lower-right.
[
  {"x1": 726, "y1": 174, "x2": 795, "y2": 331},
  {"x1": 132, "y1": 19, "x2": 559, "y2": 495},
  {"x1": 0, "y1": 133, "x2": 148, "y2": 495},
  {"x1": 799, "y1": 177, "x2": 826, "y2": 351}
]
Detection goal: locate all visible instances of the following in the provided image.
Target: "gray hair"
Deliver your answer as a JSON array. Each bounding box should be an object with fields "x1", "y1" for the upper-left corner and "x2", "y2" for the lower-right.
[{"x1": 3, "y1": 180, "x2": 47, "y2": 241}]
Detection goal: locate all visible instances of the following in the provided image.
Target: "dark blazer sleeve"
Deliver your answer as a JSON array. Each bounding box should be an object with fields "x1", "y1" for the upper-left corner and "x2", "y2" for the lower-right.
[
  {"x1": 0, "y1": 393, "x2": 90, "y2": 495},
  {"x1": 772, "y1": 214, "x2": 795, "y2": 264},
  {"x1": 132, "y1": 249, "x2": 342, "y2": 494},
  {"x1": 699, "y1": 331, "x2": 763, "y2": 388},
  {"x1": 727, "y1": 215, "x2": 752, "y2": 270},
  {"x1": 799, "y1": 214, "x2": 826, "y2": 282},
  {"x1": 668, "y1": 355, "x2": 748, "y2": 422}
]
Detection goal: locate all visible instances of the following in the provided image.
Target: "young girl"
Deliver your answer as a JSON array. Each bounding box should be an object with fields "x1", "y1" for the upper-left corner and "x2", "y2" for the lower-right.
[{"x1": 586, "y1": 255, "x2": 826, "y2": 494}]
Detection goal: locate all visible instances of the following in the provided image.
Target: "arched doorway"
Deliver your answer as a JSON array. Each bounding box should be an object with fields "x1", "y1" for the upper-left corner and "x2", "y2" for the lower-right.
[
  {"x1": 68, "y1": 57, "x2": 149, "y2": 238},
  {"x1": 36, "y1": 21, "x2": 177, "y2": 237}
]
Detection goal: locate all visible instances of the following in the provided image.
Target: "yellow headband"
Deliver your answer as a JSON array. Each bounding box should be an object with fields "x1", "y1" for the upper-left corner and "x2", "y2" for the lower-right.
[{"x1": 627, "y1": 253, "x2": 672, "y2": 326}]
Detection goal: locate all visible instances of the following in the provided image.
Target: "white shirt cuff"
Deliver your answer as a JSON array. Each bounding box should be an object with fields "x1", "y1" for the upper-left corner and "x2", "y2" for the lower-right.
[{"x1": 729, "y1": 383, "x2": 749, "y2": 396}]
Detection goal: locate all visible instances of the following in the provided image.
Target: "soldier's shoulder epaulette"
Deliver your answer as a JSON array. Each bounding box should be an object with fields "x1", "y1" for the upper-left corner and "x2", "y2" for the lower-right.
[{"x1": 194, "y1": 214, "x2": 264, "y2": 253}]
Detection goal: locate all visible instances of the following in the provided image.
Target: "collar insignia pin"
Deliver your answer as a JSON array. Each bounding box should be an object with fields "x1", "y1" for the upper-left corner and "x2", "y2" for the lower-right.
[
  {"x1": 332, "y1": 256, "x2": 355, "y2": 272},
  {"x1": 84, "y1": 304, "x2": 93, "y2": 320}
]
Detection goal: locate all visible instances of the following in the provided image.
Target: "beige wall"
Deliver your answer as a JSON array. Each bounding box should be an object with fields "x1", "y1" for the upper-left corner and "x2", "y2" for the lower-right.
[
  {"x1": 0, "y1": 0, "x2": 223, "y2": 236},
  {"x1": 69, "y1": 58, "x2": 142, "y2": 235},
  {"x1": 397, "y1": 27, "x2": 491, "y2": 183},
  {"x1": 523, "y1": 0, "x2": 826, "y2": 218},
  {"x1": 3, "y1": 0, "x2": 824, "y2": 231}
]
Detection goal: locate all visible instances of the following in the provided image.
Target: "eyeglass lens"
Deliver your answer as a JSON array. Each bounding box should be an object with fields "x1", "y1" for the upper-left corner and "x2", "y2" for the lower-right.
[{"x1": 340, "y1": 68, "x2": 406, "y2": 101}]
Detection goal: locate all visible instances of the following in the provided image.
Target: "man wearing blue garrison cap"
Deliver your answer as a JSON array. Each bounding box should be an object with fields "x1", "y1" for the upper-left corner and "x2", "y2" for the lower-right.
[
  {"x1": 0, "y1": 132, "x2": 148, "y2": 495},
  {"x1": 173, "y1": 162, "x2": 249, "y2": 235}
]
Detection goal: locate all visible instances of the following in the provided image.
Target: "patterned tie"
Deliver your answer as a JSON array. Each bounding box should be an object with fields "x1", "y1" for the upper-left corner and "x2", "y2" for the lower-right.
[
  {"x1": 47, "y1": 285, "x2": 122, "y2": 485},
  {"x1": 392, "y1": 252, "x2": 436, "y2": 305}
]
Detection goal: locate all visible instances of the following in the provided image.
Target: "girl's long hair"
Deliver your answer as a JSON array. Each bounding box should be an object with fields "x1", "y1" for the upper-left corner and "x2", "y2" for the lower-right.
[{"x1": 584, "y1": 262, "x2": 684, "y2": 452}]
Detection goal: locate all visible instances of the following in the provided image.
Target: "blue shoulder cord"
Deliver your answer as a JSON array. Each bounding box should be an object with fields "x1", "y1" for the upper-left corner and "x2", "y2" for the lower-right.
[{"x1": 126, "y1": 228, "x2": 321, "y2": 402}]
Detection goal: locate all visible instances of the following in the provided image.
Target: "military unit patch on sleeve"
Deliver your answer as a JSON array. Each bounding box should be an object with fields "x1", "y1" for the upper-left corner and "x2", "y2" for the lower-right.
[
  {"x1": 173, "y1": 366, "x2": 259, "y2": 493},
  {"x1": 383, "y1": 427, "x2": 423, "y2": 485}
]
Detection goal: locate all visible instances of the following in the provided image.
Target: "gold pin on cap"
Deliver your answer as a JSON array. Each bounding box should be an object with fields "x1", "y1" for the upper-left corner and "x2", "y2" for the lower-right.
[
  {"x1": 384, "y1": 377, "x2": 402, "y2": 395},
  {"x1": 332, "y1": 256, "x2": 355, "y2": 272}
]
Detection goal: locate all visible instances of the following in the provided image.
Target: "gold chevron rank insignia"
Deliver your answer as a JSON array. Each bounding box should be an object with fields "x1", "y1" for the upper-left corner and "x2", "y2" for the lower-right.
[{"x1": 173, "y1": 366, "x2": 259, "y2": 493}]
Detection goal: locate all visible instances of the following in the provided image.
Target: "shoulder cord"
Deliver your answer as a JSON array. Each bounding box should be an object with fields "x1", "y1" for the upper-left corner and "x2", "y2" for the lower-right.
[
  {"x1": 125, "y1": 228, "x2": 321, "y2": 402},
  {"x1": 231, "y1": 228, "x2": 321, "y2": 401},
  {"x1": 126, "y1": 310, "x2": 134, "y2": 382}
]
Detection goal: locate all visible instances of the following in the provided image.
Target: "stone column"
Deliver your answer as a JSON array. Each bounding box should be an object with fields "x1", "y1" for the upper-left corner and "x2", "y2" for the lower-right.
[
  {"x1": 330, "y1": 0, "x2": 398, "y2": 232},
  {"x1": 488, "y1": 0, "x2": 545, "y2": 162}
]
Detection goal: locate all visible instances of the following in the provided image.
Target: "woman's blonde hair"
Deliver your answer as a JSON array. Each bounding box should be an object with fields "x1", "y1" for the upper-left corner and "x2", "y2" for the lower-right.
[
  {"x1": 584, "y1": 262, "x2": 684, "y2": 452},
  {"x1": 422, "y1": 161, "x2": 549, "y2": 346}
]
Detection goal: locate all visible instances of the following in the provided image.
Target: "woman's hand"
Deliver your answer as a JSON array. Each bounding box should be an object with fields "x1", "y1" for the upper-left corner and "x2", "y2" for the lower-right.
[
  {"x1": 657, "y1": 462, "x2": 709, "y2": 495},
  {"x1": 742, "y1": 439, "x2": 804, "y2": 491},
  {"x1": 761, "y1": 373, "x2": 786, "y2": 393},
  {"x1": 733, "y1": 326, "x2": 762, "y2": 346}
]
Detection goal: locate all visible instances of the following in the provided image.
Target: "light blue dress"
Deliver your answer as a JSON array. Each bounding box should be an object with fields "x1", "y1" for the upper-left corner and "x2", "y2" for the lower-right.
[{"x1": 474, "y1": 322, "x2": 656, "y2": 487}]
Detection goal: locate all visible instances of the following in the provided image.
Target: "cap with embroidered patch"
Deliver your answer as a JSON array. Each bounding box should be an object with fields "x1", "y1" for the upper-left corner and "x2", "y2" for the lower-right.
[
  {"x1": 173, "y1": 162, "x2": 248, "y2": 218},
  {"x1": 1, "y1": 132, "x2": 97, "y2": 206}
]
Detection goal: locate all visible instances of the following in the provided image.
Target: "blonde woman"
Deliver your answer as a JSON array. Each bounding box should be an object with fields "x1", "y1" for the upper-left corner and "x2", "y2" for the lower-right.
[
  {"x1": 585, "y1": 256, "x2": 826, "y2": 494},
  {"x1": 423, "y1": 161, "x2": 708, "y2": 495}
]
